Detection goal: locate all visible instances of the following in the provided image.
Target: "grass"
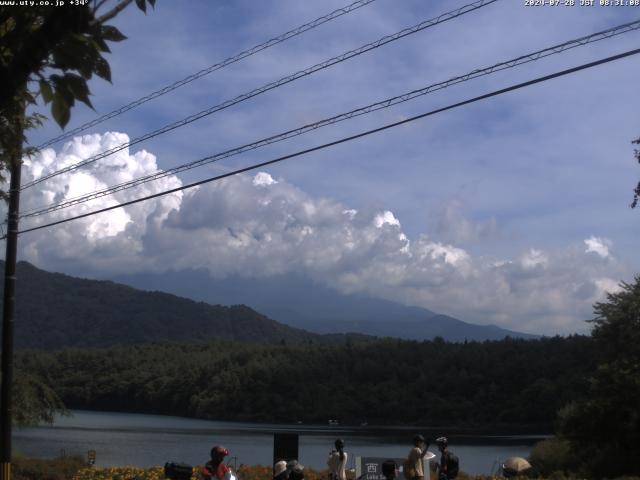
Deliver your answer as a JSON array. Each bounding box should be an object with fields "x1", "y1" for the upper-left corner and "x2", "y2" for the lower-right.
[{"x1": 12, "y1": 455, "x2": 86, "y2": 480}]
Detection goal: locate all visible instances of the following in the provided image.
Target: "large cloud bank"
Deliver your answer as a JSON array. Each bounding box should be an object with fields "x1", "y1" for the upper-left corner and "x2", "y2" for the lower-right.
[{"x1": 12, "y1": 133, "x2": 629, "y2": 334}]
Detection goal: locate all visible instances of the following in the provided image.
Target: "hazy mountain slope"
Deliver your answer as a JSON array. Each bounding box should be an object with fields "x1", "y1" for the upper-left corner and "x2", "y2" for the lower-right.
[{"x1": 114, "y1": 270, "x2": 537, "y2": 341}]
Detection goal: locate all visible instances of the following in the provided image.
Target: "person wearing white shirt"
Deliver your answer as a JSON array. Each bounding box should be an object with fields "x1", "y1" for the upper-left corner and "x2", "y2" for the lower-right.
[{"x1": 327, "y1": 438, "x2": 348, "y2": 480}]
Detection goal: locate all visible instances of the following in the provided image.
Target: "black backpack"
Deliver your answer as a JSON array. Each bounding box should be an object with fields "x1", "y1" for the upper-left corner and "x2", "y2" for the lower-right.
[
  {"x1": 164, "y1": 462, "x2": 193, "y2": 480},
  {"x1": 446, "y1": 452, "x2": 459, "y2": 479}
]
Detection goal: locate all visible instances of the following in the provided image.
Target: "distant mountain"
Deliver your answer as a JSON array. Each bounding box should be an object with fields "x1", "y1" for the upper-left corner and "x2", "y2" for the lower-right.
[
  {"x1": 113, "y1": 269, "x2": 537, "y2": 342},
  {"x1": 1, "y1": 261, "x2": 360, "y2": 350}
]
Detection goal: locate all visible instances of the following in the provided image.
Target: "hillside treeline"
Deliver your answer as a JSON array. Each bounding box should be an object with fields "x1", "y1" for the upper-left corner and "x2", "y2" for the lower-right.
[{"x1": 18, "y1": 335, "x2": 594, "y2": 428}]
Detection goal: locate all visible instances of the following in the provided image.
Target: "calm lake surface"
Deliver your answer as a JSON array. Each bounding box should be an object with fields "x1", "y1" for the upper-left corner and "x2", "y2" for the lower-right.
[{"x1": 14, "y1": 411, "x2": 546, "y2": 475}]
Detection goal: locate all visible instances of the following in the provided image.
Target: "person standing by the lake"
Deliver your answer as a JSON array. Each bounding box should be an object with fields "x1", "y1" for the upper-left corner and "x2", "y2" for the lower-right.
[
  {"x1": 202, "y1": 445, "x2": 232, "y2": 480},
  {"x1": 404, "y1": 434, "x2": 430, "y2": 480},
  {"x1": 327, "y1": 438, "x2": 348, "y2": 480},
  {"x1": 433, "y1": 437, "x2": 458, "y2": 480}
]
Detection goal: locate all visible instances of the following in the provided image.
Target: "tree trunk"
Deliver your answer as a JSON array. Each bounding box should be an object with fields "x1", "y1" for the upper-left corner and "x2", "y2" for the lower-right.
[{"x1": 0, "y1": 99, "x2": 24, "y2": 480}]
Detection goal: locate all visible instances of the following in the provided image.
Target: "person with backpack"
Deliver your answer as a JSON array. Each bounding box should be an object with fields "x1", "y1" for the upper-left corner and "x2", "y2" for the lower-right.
[
  {"x1": 433, "y1": 437, "x2": 459, "y2": 480},
  {"x1": 327, "y1": 438, "x2": 348, "y2": 480},
  {"x1": 404, "y1": 434, "x2": 430, "y2": 480}
]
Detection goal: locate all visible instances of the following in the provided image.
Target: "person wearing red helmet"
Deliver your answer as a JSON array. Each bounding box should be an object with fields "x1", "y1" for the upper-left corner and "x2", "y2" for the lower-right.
[{"x1": 201, "y1": 445, "x2": 231, "y2": 480}]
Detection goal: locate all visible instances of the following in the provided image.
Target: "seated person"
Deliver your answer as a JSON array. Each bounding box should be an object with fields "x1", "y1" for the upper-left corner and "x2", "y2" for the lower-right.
[
  {"x1": 274, "y1": 460, "x2": 288, "y2": 480},
  {"x1": 287, "y1": 460, "x2": 305, "y2": 480}
]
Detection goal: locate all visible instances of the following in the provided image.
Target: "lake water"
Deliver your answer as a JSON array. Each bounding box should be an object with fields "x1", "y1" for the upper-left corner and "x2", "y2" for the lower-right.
[{"x1": 14, "y1": 411, "x2": 546, "y2": 475}]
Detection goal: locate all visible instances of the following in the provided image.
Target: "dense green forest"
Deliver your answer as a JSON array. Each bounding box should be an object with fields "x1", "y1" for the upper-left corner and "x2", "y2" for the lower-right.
[{"x1": 17, "y1": 335, "x2": 594, "y2": 429}]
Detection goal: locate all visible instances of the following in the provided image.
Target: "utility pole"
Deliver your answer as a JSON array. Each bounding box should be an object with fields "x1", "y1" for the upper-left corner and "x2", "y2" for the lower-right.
[{"x1": 1, "y1": 107, "x2": 23, "y2": 480}]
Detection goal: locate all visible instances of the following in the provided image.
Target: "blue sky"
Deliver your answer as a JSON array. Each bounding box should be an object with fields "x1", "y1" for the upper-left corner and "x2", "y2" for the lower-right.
[{"x1": 13, "y1": 0, "x2": 640, "y2": 334}]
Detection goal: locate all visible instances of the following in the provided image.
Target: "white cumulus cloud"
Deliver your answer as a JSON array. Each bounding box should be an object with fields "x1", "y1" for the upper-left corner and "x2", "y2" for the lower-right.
[
  {"x1": 6, "y1": 133, "x2": 631, "y2": 335},
  {"x1": 584, "y1": 236, "x2": 612, "y2": 258},
  {"x1": 436, "y1": 198, "x2": 498, "y2": 244},
  {"x1": 252, "y1": 172, "x2": 278, "y2": 186},
  {"x1": 521, "y1": 249, "x2": 549, "y2": 270},
  {"x1": 374, "y1": 210, "x2": 401, "y2": 228},
  {"x1": 17, "y1": 132, "x2": 182, "y2": 272}
]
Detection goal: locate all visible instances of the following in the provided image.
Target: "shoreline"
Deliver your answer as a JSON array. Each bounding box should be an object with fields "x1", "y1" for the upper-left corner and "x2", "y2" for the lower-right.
[{"x1": 42, "y1": 409, "x2": 552, "y2": 439}]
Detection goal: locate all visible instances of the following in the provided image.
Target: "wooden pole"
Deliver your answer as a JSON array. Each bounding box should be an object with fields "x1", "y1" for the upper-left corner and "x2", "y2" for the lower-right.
[{"x1": 1, "y1": 108, "x2": 23, "y2": 480}]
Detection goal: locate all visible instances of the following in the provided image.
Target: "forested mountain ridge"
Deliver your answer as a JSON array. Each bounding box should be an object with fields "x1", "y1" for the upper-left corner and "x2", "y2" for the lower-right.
[
  {"x1": 17, "y1": 335, "x2": 595, "y2": 428},
  {"x1": 3, "y1": 261, "x2": 532, "y2": 349},
  {"x1": 1, "y1": 261, "x2": 353, "y2": 349}
]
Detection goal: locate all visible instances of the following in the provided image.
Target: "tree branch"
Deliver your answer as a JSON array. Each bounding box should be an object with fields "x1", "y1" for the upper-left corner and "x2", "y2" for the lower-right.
[{"x1": 93, "y1": 0, "x2": 135, "y2": 25}]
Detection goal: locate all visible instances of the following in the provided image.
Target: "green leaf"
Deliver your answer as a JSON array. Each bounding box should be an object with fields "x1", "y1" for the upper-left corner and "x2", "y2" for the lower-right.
[
  {"x1": 70, "y1": 33, "x2": 90, "y2": 44},
  {"x1": 51, "y1": 47, "x2": 75, "y2": 70},
  {"x1": 50, "y1": 74, "x2": 75, "y2": 107},
  {"x1": 0, "y1": 17, "x2": 16, "y2": 37},
  {"x1": 39, "y1": 80, "x2": 53, "y2": 104},
  {"x1": 92, "y1": 36, "x2": 111, "y2": 53},
  {"x1": 76, "y1": 59, "x2": 94, "y2": 79},
  {"x1": 52, "y1": 33, "x2": 100, "y2": 72},
  {"x1": 93, "y1": 56, "x2": 111, "y2": 82},
  {"x1": 63, "y1": 73, "x2": 93, "y2": 110},
  {"x1": 23, "y1": 90, "x2": 37, "y2": 105},
  {"x1": 135, "y1": 0, "x2": 146, "y2": 13},
  {"x1": 101, "y1": 25, "x2": 127, "y2": 42},
  {"x1": 51, "y1": 94, "x2": 70, "y2": 129}
]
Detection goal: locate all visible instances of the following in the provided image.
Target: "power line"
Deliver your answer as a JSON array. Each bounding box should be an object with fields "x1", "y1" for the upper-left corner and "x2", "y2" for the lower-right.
[
  {"x1": 20, "y1": 18, "x2": 640, "y2": 219},
  {"x1": 21, "y1": 0, "x2": 497, "y2": 191},
  {"x1": 13, "y1": 47, "x2": 640, "y2": 238},
  {"x1": 35, "y1": 0, "x2": 378, "y2": 150}
]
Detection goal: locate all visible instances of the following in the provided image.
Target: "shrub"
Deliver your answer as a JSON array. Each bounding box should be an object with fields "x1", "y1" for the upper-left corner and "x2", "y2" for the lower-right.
[
  {"x1": 528, "y1": 437, "x2": 579, "y2": 477},
  {"x1": 13, "y1": 455, "x2": 85, "y2": 480},
  {"x1": 72, "y1": 465, "x2": 167, "y2": 480}
]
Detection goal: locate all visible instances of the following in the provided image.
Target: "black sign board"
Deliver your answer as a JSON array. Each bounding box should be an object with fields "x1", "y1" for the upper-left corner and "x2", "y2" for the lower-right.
[
  {"x1": 358, "y1": 457, "x2": 408, "y2": 480},
  {"x1": 357, "y1": 455, "x2": 434, "y2": 480},
  {"x1": 273, "y1": 433, "x2": 299, "y2": 466}
]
